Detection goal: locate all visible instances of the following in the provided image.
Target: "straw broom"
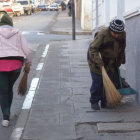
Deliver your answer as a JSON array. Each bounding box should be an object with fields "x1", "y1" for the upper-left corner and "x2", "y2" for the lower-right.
[
  {"x1": 18, "y1": 71, "x2": 28, "y2": 96},
  {"x1": 99, "y1": 53, "x2": 122, "y2": 107},
  {"x1": 18, "y1": 63, "x2": 30, "y2": 96}
]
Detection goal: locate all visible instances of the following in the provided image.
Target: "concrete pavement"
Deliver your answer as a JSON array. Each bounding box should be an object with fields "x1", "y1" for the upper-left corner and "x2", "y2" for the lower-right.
[
  {"x1": 51, "y1": 11, "x2": 92, "y2": 35},
  {"x1": 10, "y1": 11, "x2": 140, "y2": 140}
]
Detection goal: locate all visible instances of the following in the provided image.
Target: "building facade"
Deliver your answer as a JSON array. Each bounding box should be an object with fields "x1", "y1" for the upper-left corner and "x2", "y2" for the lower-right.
[
  {"x1": 91, "y1": 0, "x2": 140, "y2": 101},
  {"x1": 75, "y1": 0, "x2": 140, "y2": 101},
  {"x1": 75, "y1": 0, "x2": 92, "y2": 31}
]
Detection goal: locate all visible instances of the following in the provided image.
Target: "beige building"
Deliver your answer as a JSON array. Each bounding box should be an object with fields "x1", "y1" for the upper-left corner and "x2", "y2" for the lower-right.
[{"x1": 75, "y1": 0, "x2": 92, "y2": 31}]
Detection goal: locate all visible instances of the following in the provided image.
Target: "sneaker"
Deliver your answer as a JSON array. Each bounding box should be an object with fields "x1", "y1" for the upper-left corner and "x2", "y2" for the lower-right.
[
  {"x1": 2, "y1": 120, "x2": 9, "y2": 127},
  {"x1": 91, "y1": 102, "x2": 100, "y2": 110}
]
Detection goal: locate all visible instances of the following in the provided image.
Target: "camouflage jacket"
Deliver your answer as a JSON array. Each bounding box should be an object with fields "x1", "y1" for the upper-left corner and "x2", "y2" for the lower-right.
[{"x1": 88, "y1": 28, "x2": 126, "y2": 74}]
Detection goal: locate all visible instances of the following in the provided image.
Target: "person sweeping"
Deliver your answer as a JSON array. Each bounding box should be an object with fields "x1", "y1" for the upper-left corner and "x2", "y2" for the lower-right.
[
  {"x1": 0, "y1": 14, "x2": 31, "y2": 127},
  {"x1": 87, "y1": 19, "x2": 126, "y2": 110}
]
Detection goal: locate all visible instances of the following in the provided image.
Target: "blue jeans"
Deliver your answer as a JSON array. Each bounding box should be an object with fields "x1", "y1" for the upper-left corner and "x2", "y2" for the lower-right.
[
  {"x1": 90, "y1": 71, "x2": 106, "y2": 104},
  {"x1": 90, "y1": 70, "x2": 120, "y2": 104},
  {"x1": 69, "y1": 8, "x2": 71, "y2": 16}
]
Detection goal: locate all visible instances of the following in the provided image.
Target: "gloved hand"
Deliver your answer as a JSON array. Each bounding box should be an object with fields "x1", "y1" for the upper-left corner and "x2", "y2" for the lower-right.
[
  {"x1": 23, "y1": 63, "x2": 31, "y2": 73},
  {"x1": 97, "y1": 58, "x2": 104, "y2": 67},
  {"x1": 93, "y1": 52, "x2": 104, "y2": 67},
  {"x1": 94, "y1": 57, "x2": 104, "y2": 67}
]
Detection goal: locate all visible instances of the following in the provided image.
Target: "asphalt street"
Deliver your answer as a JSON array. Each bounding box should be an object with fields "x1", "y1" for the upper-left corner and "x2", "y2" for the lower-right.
[{"x1": 0, "y1": 11, "x2": 75, "y2": 140}]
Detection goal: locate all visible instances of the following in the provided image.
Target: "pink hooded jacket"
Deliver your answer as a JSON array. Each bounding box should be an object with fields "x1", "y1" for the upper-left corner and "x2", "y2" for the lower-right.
[{"x1": 0, "y1": 27, "x2": 31, "y2": 63}]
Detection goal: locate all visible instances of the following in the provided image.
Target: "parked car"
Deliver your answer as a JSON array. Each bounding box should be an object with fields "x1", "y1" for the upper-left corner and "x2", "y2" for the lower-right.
[
  {"x1": 49, "y1": 3, "x2": 58, "y2": 11},
  {"x1": 38, "y1": 5, "x2": 46, "y2": 11},
  {"x1": 0, "y1": 3, "x2": 13, "y2": 17},
  {"x1": 11, "y1": 3, "x2": 24, "y2": 16},
  {"x1": 17, "y1": 0, "x2": 32, "y2": 15},
  {"x1": 45, "y1": 4, "x2": 49, "y2": 11}
]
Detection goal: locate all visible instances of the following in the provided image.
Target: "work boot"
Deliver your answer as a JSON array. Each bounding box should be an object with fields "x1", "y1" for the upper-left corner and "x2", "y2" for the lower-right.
[
  {"x1": 91, "y1": 102, "x2": 100, "y2": 110},
  {"x1": 101, "y1": 102, "x2": 107, "y2": 108}
]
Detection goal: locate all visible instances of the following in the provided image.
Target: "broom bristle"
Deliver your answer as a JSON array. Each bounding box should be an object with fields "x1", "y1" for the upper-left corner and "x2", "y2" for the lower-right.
[
  {"x1": 18, "y1": 72, "x2": 28, "y2": 96},
  {"x1": 101, "y1": 66, "x2": 122, "y2": 107}
]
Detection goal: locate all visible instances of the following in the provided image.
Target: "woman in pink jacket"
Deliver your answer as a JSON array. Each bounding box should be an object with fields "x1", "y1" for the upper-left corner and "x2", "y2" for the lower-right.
[{"x1": 0, "y1": 14, "x2": 31, "y2": 127}]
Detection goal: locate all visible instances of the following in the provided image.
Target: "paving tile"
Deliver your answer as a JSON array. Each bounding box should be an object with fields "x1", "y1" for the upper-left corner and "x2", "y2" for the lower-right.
[
  {"x1": 97, "y1": 123, "x2": 140, "y2": 133},
  {"x1": 75, "y1": 112, "x2": 122, "y2": 123},
  {"x1": 23, "y1": 123, "x2": 76, "y2": 140}
]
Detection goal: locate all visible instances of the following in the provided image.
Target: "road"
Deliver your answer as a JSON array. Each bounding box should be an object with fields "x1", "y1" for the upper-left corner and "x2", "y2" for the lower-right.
[{"x1": 0, "y1": 11, "x2": 72, "y2": 140}]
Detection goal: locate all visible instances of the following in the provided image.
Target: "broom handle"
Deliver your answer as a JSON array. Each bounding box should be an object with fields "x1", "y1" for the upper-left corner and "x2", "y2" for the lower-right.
[
  {"x1": 99, "y1": 52, "x2": 102, "y2": 59},
  {"x1": 98, "y1": 52, "x2": 103, "y2": 70},
  {"x1": 117, "y1": 68, "x2": 122, "y2": 88}
]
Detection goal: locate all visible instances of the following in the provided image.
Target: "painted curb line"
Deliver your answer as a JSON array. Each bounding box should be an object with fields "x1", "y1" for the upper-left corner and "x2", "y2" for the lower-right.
[{"x1": 9, "y1": 44, "x2": 49, "y2": 140}]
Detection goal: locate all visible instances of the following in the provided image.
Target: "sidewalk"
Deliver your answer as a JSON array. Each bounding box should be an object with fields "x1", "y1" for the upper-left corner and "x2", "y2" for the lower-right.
[
  {"x1": 51, "y1": 11, "x2": 92, "y2": 35},
  {"x1": 10, "y1": 12, "x2": 140, "y2": 140}
]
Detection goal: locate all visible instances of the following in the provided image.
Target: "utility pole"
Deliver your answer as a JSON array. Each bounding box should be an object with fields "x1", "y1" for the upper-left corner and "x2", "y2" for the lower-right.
[{"x1": 71, "y1": 0, "x2": 75, "y2": 40}]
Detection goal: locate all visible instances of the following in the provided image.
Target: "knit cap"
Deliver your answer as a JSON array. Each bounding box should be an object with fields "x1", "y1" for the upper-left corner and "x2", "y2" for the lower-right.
[
  {"x1": 0, "y1": 14, "x2": 13, "y2": 26},
  {"x1": 109, "y1": 19, "x2": 124, "y2": 34}
]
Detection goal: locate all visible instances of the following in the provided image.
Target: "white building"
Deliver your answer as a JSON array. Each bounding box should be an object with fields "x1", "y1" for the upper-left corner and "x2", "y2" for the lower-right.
[
  {"x1": 76, "y1": 0, "x2": 140, "y2": 31},
  {"x1": 75, "y1": 0, "x2": 92, "y2": 31},
  {"x1": 76, "y1": 0, "x2": 140, "y2": 101},
  {"x1": 91, "y1": 0, "x2": 140, "y2": 31}
]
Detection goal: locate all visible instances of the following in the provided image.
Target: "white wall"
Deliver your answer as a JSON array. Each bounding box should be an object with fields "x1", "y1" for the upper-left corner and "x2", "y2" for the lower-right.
[
  {"x1": 106, "y1": 0, "x2": 140, "y2": 21},
  {"x1": 91, "y1": 0, "x2": 140, "y2": 100},
  {"x1": 98, "y1": 0, "x2": 105, "y2": 26},
  {"x1": 81, "y1": 0, "x2": 92, "y2": 30},
  {"x1": 110, "y1": 0, "x2": 117, "y2": 20},
  {"x1": 92, "y1": 0, "x2": 105, "y2": 30},
  {"x1": 124, "y1": 8, "x2": 140, "y2": 101},
  {"x1": 92, "y1": 0, "x2": 96, "y2": 29},
  {"x1": 125, "y1": 0, "x2": 140, "y2": 12},
  {"x1": 91, "y1": 0, "x2": 140, "y2": 30}
]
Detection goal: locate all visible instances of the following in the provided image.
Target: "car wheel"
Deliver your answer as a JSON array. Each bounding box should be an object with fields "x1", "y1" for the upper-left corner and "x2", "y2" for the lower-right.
[
  {"x1": 17, "y1": 12, "x2": 21, "y2": 17},
  {"x1": 27, "y1": 10, "x2": 31, "y2": 15}
]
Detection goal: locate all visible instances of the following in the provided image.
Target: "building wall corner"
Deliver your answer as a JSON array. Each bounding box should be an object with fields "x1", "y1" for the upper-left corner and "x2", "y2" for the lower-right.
[{"x1": 81, "y1": 0, "x2": 92, "y2": 31}]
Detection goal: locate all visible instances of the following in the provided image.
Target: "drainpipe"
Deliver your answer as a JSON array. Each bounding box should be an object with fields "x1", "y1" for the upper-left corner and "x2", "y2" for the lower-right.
[
  {"x1": 105, "y1": 0, "x2": 110, "y2": 26},
  {"x1": 92, "y1": 0, "x2": 93, "y2": 32},
  {"x1": 95, "y1": 0, "x2": 98, "y2": 32}
]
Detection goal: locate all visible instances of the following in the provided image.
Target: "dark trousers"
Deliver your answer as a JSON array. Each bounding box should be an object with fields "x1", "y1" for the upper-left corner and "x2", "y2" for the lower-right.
[
  {"x1": 69, "y1": 8, "x2": 71, "y2": 16},
  {"x1": 0, "y1": 68, "x2": 21, "y2": 120},
  {"x1": 90, "y1": 71, "x2": 106, "y2": 104},
  {"x1": 90, "y1": 70, "x2": 120, "y2": 104}
]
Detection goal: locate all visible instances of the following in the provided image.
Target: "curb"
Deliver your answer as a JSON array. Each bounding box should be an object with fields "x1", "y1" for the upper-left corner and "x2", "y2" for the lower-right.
[
  {"x1": 51, "y1": 30, "x2": 92, "y2": 35},
  {"x1": 9, "y1": 44, "x2": 50, "y2": 140}
]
